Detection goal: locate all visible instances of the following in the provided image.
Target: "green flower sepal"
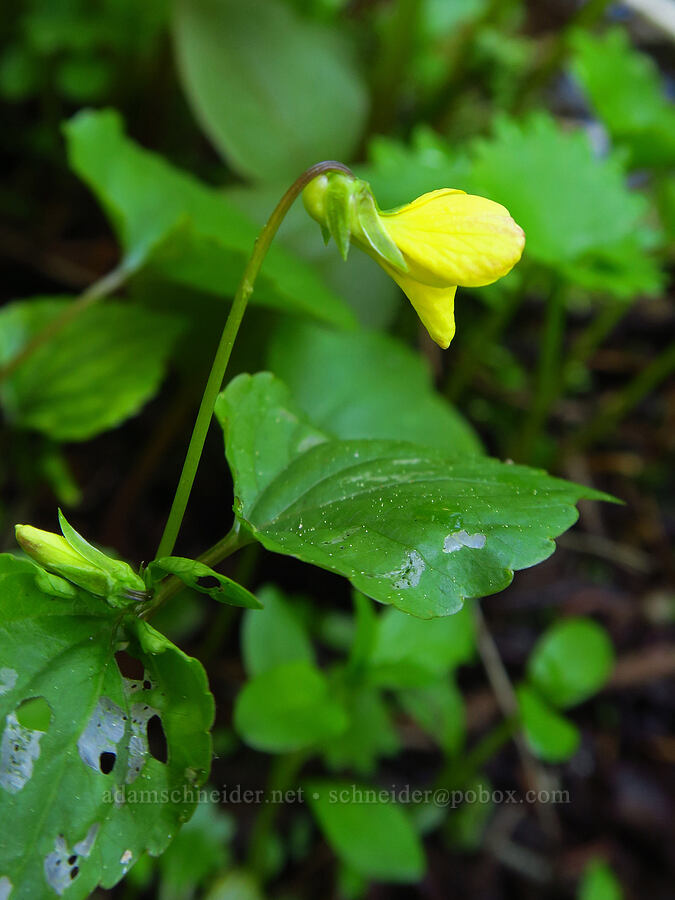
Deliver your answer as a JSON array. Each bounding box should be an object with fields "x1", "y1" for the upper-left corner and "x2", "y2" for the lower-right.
[
  {"x1": 15, "y1": 510, "x2": 147, "y2": 608},
  {"x1": 303, "y1": 172, "x2": 407, "y2": 271},
  {"x1": 303, "y1": 171, "x2": 525, "y2": 349}
]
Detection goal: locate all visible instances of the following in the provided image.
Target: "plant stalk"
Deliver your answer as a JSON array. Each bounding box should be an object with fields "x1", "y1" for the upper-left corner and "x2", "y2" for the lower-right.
[
  {"x1": 155, "y1": 161, "x2": 353, "y2": 560},
  {"x1": 565, "y1": 340, "x2": 675, "y2": 453},
  {"x1": 517, "y1": 280, "x2": 566, "y2": 460}
]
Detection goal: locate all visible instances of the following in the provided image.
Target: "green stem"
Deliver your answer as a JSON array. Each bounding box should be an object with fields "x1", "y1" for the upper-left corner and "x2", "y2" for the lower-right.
[
  {"x1": 564, "y1": 340, "x2": 675, "y2": 453},
  {"x1": 436, "y1": 717, "x2": 515, "y2": 792},
  {"x1": 562, "y1": 301, "x2": 627, "y2": 385},
  {"x1": 445, "y1": 288, "x2": 522, "y2": 403},
  {"x1": 368, "y1": 0, "x2": 422, "y2": 135},
  {"x1": 0, "y1": 265, "x2": 128, "y2": 382},
  {"x1": 155, "y1": 161, "x2": 353, "y2": 560},
  {"x1": 516, "y1": 280, "x2": 566, "y2": 460},
  {"x1": 247, "y1": 751, "x2": 308, "y2": 879}
]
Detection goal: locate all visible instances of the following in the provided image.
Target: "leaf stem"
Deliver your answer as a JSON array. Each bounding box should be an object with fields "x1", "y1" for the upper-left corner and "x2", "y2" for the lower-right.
[
  {"x1": 563, "y1": 339, "x2": 675, "y2": 453},
  {"x1": 516, "y1": 280, "x2": 566, "y2": 460},
  {"x1": 155, "y1": 161, "x2": 353, "y2": 560},
  {"x1": 246, "y1": 750, "x2": 308, "y2": 879}
]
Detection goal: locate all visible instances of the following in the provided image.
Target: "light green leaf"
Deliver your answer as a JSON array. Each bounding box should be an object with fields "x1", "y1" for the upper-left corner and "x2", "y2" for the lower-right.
[
  {"x1": 527, "y1": 617, "x2": 614, "y2": 709},
  {"x1": 398, "y1": 678, "x2": 466, "y2": 754},
  {"x1": 0, "y1": 298, "x2": 183, "y2": 441},
  {"x1": 360, "y1": 127, "x2": 472, "y2": 209},
  {"x1": 369, "y1": 606, "x2": 475, "y2": 686},
  {"x1": 321, "y1": 687, "x2": 399, "y2": 775},
  {"x1": 305, "y1": 779, "x2": 425, "y2": 882},
  {"x1": 578, "y1": 858, "x2": 623, "y2": 900},
  {"x1": 0, "y1": 554, "x2": 214, "y2": 899},
  {"x1": 147, "y1": 557, "x2": 262, "y2": 609},
  {"x1": 172, "y1": 0, "x2": 367, "y2": 181},
  {"x1": 241, "y1": 584, "x2": 314, "y2": 676},
  {"x1": 470, "y1": 113, "x2": 663, "y2": 296},
  {"x1": 234, "y1": 661, "x2": 347, "y2": 752},
  {"x1": 64, "y1": 109, "x2": 355, "y2": 329},
  {"x1": 571, "y1": 28, "x2": 675, "y2": 169},
  {"x1": 516, "y1": 683, "x2": 580, "y2": 763},
  {"x1": 267, "y1": 321, "x2": 482, "y2": 457},
  {"x1": 216, "y1": 373, "x2": 611, "y2": 618},
  {"x1": 204, "y1": 870, "x2": 264, "y2": 900}
]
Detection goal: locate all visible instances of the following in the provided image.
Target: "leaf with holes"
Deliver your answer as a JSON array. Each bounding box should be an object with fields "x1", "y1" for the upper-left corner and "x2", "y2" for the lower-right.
[
  {"x1": 215, "y1": 373, "x2": 612, "y2": 618},
  {"x1": 147, "y1": 557, "x2": 262, "y2": 609},
  {"x1": 0, "y1": 554, "x2": 214, "y2": 899}
]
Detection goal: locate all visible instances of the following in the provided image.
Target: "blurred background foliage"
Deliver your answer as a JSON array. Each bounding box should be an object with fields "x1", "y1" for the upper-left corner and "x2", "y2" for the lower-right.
[{"x1": 0, "y1": 0, "x2": 673, "y2": 898}]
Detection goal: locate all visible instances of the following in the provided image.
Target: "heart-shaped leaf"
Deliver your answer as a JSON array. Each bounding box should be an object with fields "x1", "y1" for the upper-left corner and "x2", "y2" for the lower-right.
[{"x1": 216, "y1": 373, "x2": 612, "y2": 618}]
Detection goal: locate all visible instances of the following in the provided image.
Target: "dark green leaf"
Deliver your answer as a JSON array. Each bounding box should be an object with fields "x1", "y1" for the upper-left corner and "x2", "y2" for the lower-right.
[
  {"x1": 148, "y1": 557, "x2": 262, "y2": 609},
  {"x1": 305, "y1": 779, "x2": 425, "y2": 882},
  {"x1": 527, "y1": 617, "x2": 614, "y2": 709},
  {"x1": 216, "y1": 373, "x2": 610, "y2": 618},
  {"x1": 172, "y1": 0, "x2": 367, "y2": 181},
  {"x1": 0, "y1": 555, "x2": 214, "y2": 899},
  {"x1": 0, "y1": 298, "x2": 183, "y2": 441},
  {"x1": 267, "y1": 321, "x2": 482, "y2": 456},
  {"x1": 234, "y1": 661, "x2": 347, "y2": 752}
]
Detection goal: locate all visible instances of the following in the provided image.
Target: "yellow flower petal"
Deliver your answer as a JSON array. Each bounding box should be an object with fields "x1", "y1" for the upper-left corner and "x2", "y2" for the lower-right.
[
  {"x1": 381, "y1": 189, "x2": 525, "y2": 288},
  {"x1": 384, "y1": 263, "x2": 457, "y2": 349}
]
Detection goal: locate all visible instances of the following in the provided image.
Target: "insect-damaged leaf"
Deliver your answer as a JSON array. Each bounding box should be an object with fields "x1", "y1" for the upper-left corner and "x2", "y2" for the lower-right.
[
  {"x1": 216, "y1": 373, "x2": 613, "y2": 618},
  {"x1": 0, "y1": 555, "x2": 214, "y2": 899},
  {"x1": 147, "y1": 556, "x2": 262, "y2": 609}
]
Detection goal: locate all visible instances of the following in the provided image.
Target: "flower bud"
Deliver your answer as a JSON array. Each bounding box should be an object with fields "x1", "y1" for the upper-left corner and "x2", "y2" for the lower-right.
[
  {"x1": 15, "y1": 513, "x2": 147, "y2": 608},
  {"x1": 302, "y1": 173, "x2": 407, "y2": 271}
]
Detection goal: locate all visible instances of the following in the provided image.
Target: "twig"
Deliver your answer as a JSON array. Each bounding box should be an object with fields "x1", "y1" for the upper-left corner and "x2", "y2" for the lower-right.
[{"x1": 473, "y1": 603, "x2": 561, "y2": 840}]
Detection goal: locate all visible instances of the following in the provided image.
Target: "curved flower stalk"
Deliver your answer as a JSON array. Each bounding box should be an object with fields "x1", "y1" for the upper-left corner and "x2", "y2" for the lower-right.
[{"x1": 303, "y1": 174, "x2": 525, "y2": 348}]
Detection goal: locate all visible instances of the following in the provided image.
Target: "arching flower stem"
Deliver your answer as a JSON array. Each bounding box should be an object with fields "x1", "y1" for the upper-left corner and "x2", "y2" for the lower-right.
[{"x1": 155, "y1": 161, "x2": 353, "y2": 560}]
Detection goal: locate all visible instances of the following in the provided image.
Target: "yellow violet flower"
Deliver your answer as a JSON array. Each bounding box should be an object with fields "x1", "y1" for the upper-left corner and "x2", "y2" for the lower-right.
[{"x1": 303, "y1": 174, "x2": 525, "y2": 349}]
